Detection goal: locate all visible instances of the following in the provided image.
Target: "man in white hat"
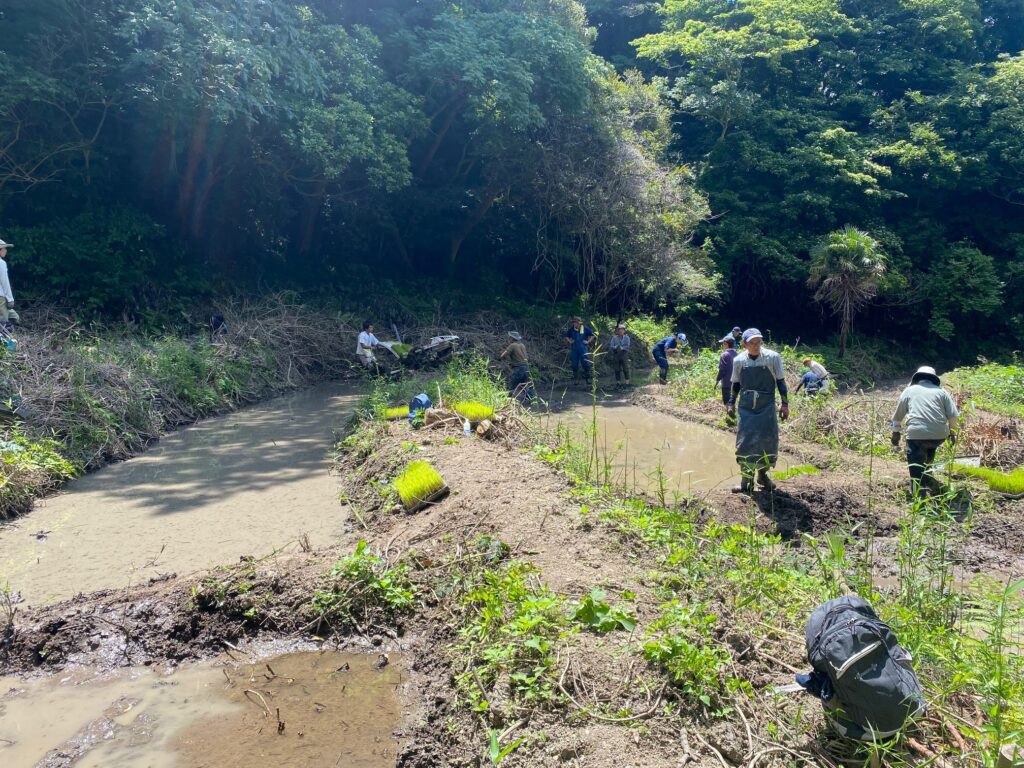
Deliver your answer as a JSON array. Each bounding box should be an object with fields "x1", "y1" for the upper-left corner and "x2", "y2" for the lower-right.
[
  {"x1": 0, "y1": 239, "x2": 17, "y2": 327},
  {"x1": 726, "y1": 328, "x2": 788, "y2": 492},
  {"x1": 890, "y1": 366, "x2": 959, "y2": 497}
]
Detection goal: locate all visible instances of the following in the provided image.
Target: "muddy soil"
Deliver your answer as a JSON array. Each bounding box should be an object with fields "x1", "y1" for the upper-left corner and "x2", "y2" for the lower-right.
[{"x1": 4, "y1": 384, "x2": 1023, "y2": 768}]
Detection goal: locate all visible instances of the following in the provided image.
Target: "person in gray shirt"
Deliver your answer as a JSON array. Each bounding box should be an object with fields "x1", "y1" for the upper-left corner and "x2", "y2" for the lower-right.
[
  {"x1": 609, "y1": 323, "x2": 631, "y2": 388},
  {"x1": 890, "y1": 366, "x2": 960, "y2": 497}
]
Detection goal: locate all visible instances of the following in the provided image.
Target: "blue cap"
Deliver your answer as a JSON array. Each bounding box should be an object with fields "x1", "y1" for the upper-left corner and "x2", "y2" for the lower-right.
[
  {"x1": 742, "y1": 328, "x2": 763, "y2": 343},
  {"x1": 676, "y1": 333, "x2": 687, "y2": 343}
]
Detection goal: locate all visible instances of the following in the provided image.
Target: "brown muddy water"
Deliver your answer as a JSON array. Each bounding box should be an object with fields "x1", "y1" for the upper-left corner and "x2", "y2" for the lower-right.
[
  {"x1": 0, "y1": 384, "x2": 361, "y2": 607},
  {"x1": 0, "y1": 649, "x2": 404, "y2": 768},
  {"x1": 549, "y1": 399, "x2": 790, "y2": 495}
]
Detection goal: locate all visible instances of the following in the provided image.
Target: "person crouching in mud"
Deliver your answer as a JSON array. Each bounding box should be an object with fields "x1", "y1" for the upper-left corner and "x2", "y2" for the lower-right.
[{"x1": 726, "y1": 328, "x2": 789, "y2": 493}]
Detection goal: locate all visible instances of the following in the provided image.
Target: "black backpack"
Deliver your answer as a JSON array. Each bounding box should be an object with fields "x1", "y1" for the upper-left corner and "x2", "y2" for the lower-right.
[{"x1": 805, "y1": 595, "x2": 926, "y2": 741}]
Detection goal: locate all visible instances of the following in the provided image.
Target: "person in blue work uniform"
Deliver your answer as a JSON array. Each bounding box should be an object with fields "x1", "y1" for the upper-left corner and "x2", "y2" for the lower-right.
[
  {"x1": 652, "y1": 332, "x2": 687, "y2": 384},
  {"x1": 726, "y1": 328, "x2": 789, "y2": 493},
  {"x1": 565, "y1": 316, "x2": 596, "y2": 384}
]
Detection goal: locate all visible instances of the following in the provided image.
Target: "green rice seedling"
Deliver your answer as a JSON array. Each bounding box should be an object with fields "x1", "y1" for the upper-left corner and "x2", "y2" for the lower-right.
[
  {"x1": 390, "y1": 343, "x2": 412, "y2": 357},
  {"x1": 950, "y1": 464, "x2": 1024, "y2": 495},
  {"x1": 452, "y1": 401, "x2": 495, "y2": 423},
  {"x1": 382, "y1": 405, "x2": 410, "y2": 420},
  {"x1": 393, "y1": 460, "x2": 448, "y2": 511},
  {"x1": 774, "y1": 464, "x2": 821, "y2": 481}
]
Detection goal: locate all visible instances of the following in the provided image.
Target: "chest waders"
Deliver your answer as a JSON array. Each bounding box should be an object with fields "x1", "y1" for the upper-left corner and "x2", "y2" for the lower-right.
[{"x1": 735, "y1": 362, "x2": 780, "y2": 488}]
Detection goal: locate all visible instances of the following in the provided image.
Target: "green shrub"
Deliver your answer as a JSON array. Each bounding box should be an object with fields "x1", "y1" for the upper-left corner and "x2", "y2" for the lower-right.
[
  {"x1": 668, "y1": 347, "x2": 721, "y2": 403},
  {"x1": 0, "y1": 429, "x2": 78, "y2": 517},
  {"x1": 393, "y1": 460, "x2": 447, "y2": 510},
  {"x1": 947, "y1": 363, "x2": 1024, "y2": 418}
]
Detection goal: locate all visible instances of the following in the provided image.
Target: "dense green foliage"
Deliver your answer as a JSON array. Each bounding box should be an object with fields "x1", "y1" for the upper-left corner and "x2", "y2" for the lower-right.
[
  {"x1": 947, "y1": 362, "x2": 1024, "y2": 417},
  {"x1": 616, "y1": 0, "x2": 1024, "y2": 353},
  {"x1": 0, "y1": 0, "x2": 712, "y2": 316}
]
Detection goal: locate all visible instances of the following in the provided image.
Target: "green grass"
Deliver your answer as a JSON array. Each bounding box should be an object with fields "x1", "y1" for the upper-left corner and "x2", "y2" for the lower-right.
[
  {"x1": 950, "y1": 464, "x2": 1024, "y2": 494},
  {"x1": 0, "y1": 429, "x2": 78, "y2": 518},
  {"x1": 453, "y1": 401, "x2": 495, "y2": 423},
  {"x1": 383, "y1": 405, "x2": 410, "y2": 420},
  {"x1": 393, "y1": 460, "x2": 447, "y2": 510},
  {"x1": 947, "y1": 362, "x2": 1024, "y2": 418},
  {"x1": 774, "y1": 464, "x2": 821, "y2": 481}
]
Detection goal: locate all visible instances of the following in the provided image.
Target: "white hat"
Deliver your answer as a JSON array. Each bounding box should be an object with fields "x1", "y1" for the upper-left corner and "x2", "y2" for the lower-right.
[
  {"x1": 508, "y1": 331, "x2": 522, "y2": 341},
  {"x1": 911, "y1": 366, "x2": 940, "y2": 386},
  {"x1": 0, "y1": 239, "x2": 12, "y2": 249}
]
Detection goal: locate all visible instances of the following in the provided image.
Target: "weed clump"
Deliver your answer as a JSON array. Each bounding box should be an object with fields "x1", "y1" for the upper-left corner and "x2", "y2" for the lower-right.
[
  {"x1": 0, "y1": 429, "x2": 77, "y2": 518},
  {"x1": 394, "y1": 460, "x2": 448, "y2": 511},
  {"x1": 310, "y1": 541, "x2": 416, "y2": 632},
  {"x1": 452, "y1": 401, "x2": 495, "y2": 423}
]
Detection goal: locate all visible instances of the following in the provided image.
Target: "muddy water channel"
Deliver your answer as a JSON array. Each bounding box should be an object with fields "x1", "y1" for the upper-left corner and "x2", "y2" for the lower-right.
[
  {"x1": 549, "y1": 398, "x2": 790, "y2": 495},
  {"x1": 0, "y1": 384, "x2": 360, "y2": 606},
  {"x1": 0, "y1": 649, "x2": 405, "y2": 768}
]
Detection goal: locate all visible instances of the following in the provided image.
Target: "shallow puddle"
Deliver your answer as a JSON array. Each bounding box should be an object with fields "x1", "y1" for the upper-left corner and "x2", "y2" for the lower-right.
[
  {"x1": 0, "y1": 650, "x2": 404, "y2": 768},
  {"x1": 549, "y1": 400, "x2": 790, "y2": 495},
  {"x1": 0, "y1": 384, "x2": 361, "y2": 606}
]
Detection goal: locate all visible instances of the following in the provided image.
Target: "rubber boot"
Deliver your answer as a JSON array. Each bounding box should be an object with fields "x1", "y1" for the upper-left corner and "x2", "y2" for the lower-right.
[
  {"x1": 731, "y1": 471, "x2": 754, "y2": 494},
  {"x1": 757, "y1": 469, "x2": 775, "y2": 491}
]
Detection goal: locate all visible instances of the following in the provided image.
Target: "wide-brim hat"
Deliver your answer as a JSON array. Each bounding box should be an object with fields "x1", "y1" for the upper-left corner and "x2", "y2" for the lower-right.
[
  {"x1": 0, "y1": 239, "x2": 13, "y2": 249},
  {"x1": 508, "y1": 331, "x2": 522, "y2": 341},
  {"x1": 911, "y1": 366, "x2": 940, "y2": 386},
  {"x1": 616, "y1": 323, "x2": 626, "y2": 330}
]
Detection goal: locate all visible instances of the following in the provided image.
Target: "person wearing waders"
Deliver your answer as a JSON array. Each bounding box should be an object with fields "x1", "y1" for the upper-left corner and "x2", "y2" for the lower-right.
[
  {"x1": 727, "y1": 328, "x2": 789, "y2": 493},
  {"x1": 890, "y1": 366, "x2": 959, "y2": 498},
  {"x1": 715, "y1": 334, "x2": 738, "y2": 413},
  {"x1": 610, "y1": 323, "x2": 631, "y2": 388},
  {"x1": 564, "y1": 316, "x2": 595, "y2": 385},
  {"x1": 500, "y1": 331, "x2": 536, "y2": 401},
  {"x1": 652, "y1": 332, "x2": 687, "y2": 385}
]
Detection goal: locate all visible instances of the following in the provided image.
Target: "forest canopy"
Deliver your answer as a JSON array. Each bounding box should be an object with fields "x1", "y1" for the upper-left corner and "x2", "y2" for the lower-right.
[
  {"x1": 1, "y1": 0, "x2": 1023, "y2": 355},
  {"x1": 0, "y1": 0, "x2": 713, "y2": 316}
]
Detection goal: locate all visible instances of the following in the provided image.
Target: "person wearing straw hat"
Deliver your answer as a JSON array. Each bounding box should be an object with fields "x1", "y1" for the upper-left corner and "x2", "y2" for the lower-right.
[
  {"x1": 727, "y1": 328, "x2": 788, "y2": 493},
  {"x1": 890, "y1": 366, "x2": 959, "y2": 497},
  {"x1": 500, "y1": 331, "x2": 536, "y2": 400},
  {"x1": 609, "y1": 323, "x2": 632, "y2": 388},
  {"x1": 0, "y1": 238, "x2": 18, "y2": 327}
]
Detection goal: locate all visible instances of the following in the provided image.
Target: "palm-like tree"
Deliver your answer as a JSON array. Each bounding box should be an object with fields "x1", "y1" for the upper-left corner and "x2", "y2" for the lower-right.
[{"x1": 807, "y1": 226, "x2": 887, "y2": 357}]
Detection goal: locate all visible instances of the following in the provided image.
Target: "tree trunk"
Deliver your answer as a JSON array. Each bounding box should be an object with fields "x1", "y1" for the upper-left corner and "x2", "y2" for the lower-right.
[{"x1": 447, "y1": 184, "x2": 501, "y2": 268}]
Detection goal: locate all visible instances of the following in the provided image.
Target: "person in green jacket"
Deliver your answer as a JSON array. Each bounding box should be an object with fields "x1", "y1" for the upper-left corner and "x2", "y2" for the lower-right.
[{"x1": 890, "y1": 366, "x2": 959, "y2": 497}]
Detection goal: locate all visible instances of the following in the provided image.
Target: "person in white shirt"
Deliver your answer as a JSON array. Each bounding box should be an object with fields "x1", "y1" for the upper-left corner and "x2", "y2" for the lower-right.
[
  {"x1": 802, "y1": 357, "x2": 830, "y2": 393},
  {"x1": 0, "y1": 238, "x2": 17, "y2": 327},
  {"x1": 356, "y1": 320, "x2": 380, "y2": 372}
]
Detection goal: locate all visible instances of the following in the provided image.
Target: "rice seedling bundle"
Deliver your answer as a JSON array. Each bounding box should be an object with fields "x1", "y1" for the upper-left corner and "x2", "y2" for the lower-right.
[
  {"x1": 394, "y1": 460, "x2": 449, "y2": 511},
  {"x1": 452, "y1": 401, "x2": 495, "y2": 423},
  {"x1": 383, "y1": 405, "x2": 410, "y2": 420}
]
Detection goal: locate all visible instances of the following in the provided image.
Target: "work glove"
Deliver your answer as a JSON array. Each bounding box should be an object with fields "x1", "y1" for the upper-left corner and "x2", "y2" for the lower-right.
[
  {"x1": 891, "y1": 431, "x2": 901, "y2": 447},
  {"x1": 779, "y1": 404, "x2": 790, "y2": 421},
  {"x1": 947, "y1": 431, "x2": 958, "y2": 445}
]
